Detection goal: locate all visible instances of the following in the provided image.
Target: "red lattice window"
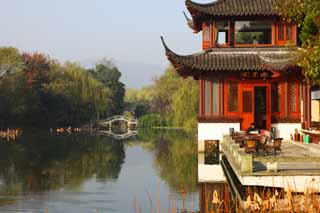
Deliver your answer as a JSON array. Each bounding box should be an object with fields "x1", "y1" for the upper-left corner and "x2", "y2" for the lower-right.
[{"x1": 227, "y1": 82, "x2": 238, "y2": 112}]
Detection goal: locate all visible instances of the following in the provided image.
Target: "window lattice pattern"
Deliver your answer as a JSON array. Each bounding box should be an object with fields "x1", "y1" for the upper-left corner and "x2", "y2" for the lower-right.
[
  {"x1": 228, "y1": 83, "x2": 238, "y2": 112},
  {"x1": 290, "y1": 82, "x2": 298, "y2": 112}
]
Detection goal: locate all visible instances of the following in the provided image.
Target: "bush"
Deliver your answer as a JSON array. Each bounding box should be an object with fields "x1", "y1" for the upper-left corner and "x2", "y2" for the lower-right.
[{"x1": 138, "y1": 114, "x2": 167, "y2": 128}]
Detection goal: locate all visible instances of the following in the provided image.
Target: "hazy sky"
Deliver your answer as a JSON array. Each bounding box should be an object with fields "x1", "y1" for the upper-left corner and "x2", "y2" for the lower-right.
[{"x1": 0, "y1": 1, "x2": 217, "y2": 65}]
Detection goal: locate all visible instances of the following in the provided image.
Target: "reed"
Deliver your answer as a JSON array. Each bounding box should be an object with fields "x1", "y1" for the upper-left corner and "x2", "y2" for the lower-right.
[{"x1": 0, "y1": 128, "x2": 21, "y2": 142}]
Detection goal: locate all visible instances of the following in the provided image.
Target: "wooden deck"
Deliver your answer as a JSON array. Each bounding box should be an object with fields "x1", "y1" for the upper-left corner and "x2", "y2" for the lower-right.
[
  {"x1": 220, "y1": 135, "x2": 320, "y2": 192},
  {"x1": 253, "y1": 141, "x2": 320, "y2": 175}
]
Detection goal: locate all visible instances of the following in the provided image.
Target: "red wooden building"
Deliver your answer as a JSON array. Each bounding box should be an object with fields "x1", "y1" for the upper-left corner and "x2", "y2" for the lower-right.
[{"x1": 162, "y1": 0, "x2": 311, "y2": 142}]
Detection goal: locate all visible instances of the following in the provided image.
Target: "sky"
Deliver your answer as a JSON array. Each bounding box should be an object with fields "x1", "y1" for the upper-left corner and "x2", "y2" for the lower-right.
[{"x1": 0, "y1": 0, "x2": 212, "y2": 88}]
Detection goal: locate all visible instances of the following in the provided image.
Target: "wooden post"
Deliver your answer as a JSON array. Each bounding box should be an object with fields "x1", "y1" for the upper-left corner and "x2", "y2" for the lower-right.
[
  {"x1": 199, "y1": 79, "x2": 204, "y2": 116},
  {"x1": 307, "y1": 84, "x2": 312, "y2": 128},
  {"x1": 284, "y1": 80, "x2": 288, "y2": 117}
]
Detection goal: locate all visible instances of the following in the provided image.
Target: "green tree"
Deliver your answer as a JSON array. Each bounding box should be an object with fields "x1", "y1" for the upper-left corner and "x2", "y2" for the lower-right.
[
  {"x1": 133, "y1": 65, "x2": 199, "y2": 132},
  {"x1": 0, "y1": 47, "x2": 24, "y2": 76},
  {"x1": 43, "y1": 62, "x2": 112, "y2": 126},
  {"x1": 171, "y1": 78, "x2": 199, "y2": 133},
  {"x1": 273, "y1": 0, "x2": 320, "y2": 83},
  {"x1": 21, "y1": 53, "x2": 51, "y2": 125},
  {"x1": 89, "y1": 59, "x2": 125, "y2": 116},
  {"x1": 0, "y1": 48, "x2": 115, "y2": 127},
  {"x1": 149, "y1": 66, "x2": 183, "y2": 115},
  {"x1": 125, "y1": 88, "x2": 152, "y2": 117},
  {"x1": 0, "y1": 47, "x2": 26, "y2": 127}
]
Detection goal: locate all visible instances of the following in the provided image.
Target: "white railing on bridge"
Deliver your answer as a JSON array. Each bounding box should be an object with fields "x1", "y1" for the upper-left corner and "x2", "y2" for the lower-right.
[{"x1": 97, "y1": 115, "x2": 138, "y2": 126}]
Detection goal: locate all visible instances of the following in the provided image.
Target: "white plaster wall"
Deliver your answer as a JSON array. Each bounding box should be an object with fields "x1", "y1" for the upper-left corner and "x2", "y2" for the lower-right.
[
  {"x1": 198, "y1": 123, "x2": 240, "y2": 151},
  {"x1": 312, "y1": 100, "x2": 320, "y2": 122},
  {"x1": 198, "y1": 152, "x2": 226, "y2": 182},
  {"x1": 271, "y1": 123, "x2": 301, "y2": 140},
  {"x1": 198, "y1": 123, "x2": 240, "y2": 141}
]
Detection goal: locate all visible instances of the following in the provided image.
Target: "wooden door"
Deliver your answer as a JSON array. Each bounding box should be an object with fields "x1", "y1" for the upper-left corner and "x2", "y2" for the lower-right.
[{"x1": 240, "y1": 85, "x2": 254, "y2": 131}]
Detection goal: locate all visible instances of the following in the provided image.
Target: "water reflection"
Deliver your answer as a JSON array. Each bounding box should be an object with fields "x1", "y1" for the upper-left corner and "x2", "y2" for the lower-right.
[
  {"x1": 0, "y1": 132, "x2": 125, "y2": 195},
  {"x1": 0, "y1": 129, "x2": 199, "y2": 212},
  {"x1": 133, "y1": 129, "x2": 199, "y2": 211},
  {"x1": 138, "y1": 129, "x2": 198, "y2": 194}
]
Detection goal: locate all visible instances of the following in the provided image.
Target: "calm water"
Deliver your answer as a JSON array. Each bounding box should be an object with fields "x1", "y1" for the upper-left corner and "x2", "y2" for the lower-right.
[{"x1": 0, "y1": 130, "x2": 199, "y2": 212}]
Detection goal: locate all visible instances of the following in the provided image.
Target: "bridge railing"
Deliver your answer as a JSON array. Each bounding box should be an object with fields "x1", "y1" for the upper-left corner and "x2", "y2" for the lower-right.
[{"x1": 97, "y1": 115, "x2": 138, "y2": 125}]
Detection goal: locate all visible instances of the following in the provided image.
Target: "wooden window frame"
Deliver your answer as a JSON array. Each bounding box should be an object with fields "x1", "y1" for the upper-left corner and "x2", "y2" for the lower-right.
[
  {"x1": 289, "y1": 80, "x2": 301, "y2": 116},
  {"x1": 224, "y1": 80, "x2": 239, "y2": 116},
  {"x1": 202, "y1": 21, "x2": 212, "y2": 50},
  {"x1": 200, "y1": 79, "x2": 221, "y2": 116},
  {"x1": 214, "y1": 19, "x2": 231, "y2": 47},
  {"x1": 233, "y1": 20, "x2": 274, "y2": 47},
  {"x1": 276, "y1": 22, "x2": 296, "y2": 46},
  {"x1": 271, "y1": 81, "x2": 286, "y2": 119},
  {"x1": 204, "y1": 80, "x2": 211, "y2": 115}
]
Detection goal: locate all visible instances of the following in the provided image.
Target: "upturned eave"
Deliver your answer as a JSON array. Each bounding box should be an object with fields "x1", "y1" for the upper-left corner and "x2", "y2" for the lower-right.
[{"x1": 161, "y1": 36, "x2": 300, "y2": 79}]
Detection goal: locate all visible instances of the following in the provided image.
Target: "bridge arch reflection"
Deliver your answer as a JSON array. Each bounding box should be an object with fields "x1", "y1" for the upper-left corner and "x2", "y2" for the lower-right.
[{"x1": 97, "y1": 115, "x2": 138, "y2": 140}]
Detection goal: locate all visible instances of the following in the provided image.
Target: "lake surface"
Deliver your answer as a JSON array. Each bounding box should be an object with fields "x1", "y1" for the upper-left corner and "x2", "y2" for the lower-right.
[{"x1": 0, "y1": 130, "x2": 199, "y2": 212}]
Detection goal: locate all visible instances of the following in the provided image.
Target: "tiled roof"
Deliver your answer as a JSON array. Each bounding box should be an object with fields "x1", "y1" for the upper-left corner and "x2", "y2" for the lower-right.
[
  {"x1": 161, "y1": 37, "x2": 297, "y2": 78},
  {"x1": 186, "y1": 0, "x2": 278, "y2": 32},
  {"x1": 186, "y1": 0, "x2": 277, "y2": 17}
]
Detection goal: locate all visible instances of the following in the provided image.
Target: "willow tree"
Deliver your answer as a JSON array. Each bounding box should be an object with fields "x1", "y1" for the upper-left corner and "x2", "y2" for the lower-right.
[
  {"x1": 44, "y1": 62, "x2": 113, "y2": 125},
  {"x1": 171, "y1": 78, "x2": 198, "y2": 132},
  {"x1": 0, "y1": 47, "x2": 26, "y2": 126},
  {"x1": 149, "y1": 66, "x2": 183, "y2": 115}
]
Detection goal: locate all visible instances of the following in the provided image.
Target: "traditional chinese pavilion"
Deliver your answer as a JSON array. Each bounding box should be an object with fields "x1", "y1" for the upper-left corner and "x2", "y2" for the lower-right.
[{"x1": 162, "y1": 0, "x2": 311, "y2": 142}]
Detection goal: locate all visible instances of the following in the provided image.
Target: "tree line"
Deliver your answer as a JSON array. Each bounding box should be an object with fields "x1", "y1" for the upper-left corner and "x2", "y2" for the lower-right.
[
  {"x1": 0, "y1": 47, "x2": 125, "y2": 128},
  {"x1": 125, "y1": 66, "x2": 198, "y2": 133}
]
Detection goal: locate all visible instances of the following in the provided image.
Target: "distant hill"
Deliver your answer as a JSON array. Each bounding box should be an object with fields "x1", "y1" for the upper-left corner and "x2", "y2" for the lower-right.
[{"x1": 116, "y1": 60, "x2": 166, "y2": 89}]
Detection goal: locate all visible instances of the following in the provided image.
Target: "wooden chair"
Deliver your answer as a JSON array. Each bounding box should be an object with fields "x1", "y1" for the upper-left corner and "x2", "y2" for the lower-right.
[
  {"x1": 244, "y1": 140, "x2": 257, "y2": 154},
  {"x1": 274, "y1": 138, "x2": 283, "y2": 155},
  {"x1": 264, "y1": 138, "x2": 283, "y2": 156},
  {"x1": 256, "y1": 135, "x2": 268, "y2": 155},
  {"x1": 234, "y1": 135, "x2": 246, "y2": 147}
]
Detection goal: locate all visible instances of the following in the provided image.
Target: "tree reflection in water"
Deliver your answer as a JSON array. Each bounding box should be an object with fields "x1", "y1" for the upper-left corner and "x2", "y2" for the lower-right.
[
  {"x1": 0, "y1": 129, "x2": 199, "y2": 211},
  {"x1": 136, "y1": 129, "x2": 198, "y2": 195},
  {"x1": 0, "y1": 132, "x2": 125, "y2": 196}
]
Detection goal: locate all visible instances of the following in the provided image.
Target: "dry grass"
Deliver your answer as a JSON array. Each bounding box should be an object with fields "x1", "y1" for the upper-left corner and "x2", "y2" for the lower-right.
[
  {"x1": 0, "y1": 128, "x2": 21, "y2": 142},
  {"x1": 242, "y1": 187, "x2": 320, "y2": 212},
  {"x1": 133, "y1": 184, "x2": 198, "y2": 213}
]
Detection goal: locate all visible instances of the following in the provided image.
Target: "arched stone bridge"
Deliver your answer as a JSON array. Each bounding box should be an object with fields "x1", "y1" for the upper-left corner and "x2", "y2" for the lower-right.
[
  {"x1": 97, "y1": 115, "x2": 138, "y2": 127},
  {"x1": 96, "y1": 115, "x2": 138, "y2": 140}
]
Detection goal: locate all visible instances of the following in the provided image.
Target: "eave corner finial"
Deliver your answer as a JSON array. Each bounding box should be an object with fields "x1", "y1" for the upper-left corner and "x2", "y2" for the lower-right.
[
  {"x1": 160, "y1": 37, "x2": 178, "y2": 58},
  {"x1": 183, "y1": 11, "x2": 191, "y2": 21},
  {"x1": 160, "y1": 36, "x2": 169, "y2": 51},
  {"x1": 183, "y1": 11, "x2": 194, "y2": 30}
]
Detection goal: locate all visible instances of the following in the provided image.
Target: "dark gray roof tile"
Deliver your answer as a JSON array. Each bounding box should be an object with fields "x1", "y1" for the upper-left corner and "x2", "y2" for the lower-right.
[
  {"x1": 186, "y1": 0, "x2": 277, "y2": 17},
  {"x1": 161, "y1": 37, "x2": 297, "y2": 77}
]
